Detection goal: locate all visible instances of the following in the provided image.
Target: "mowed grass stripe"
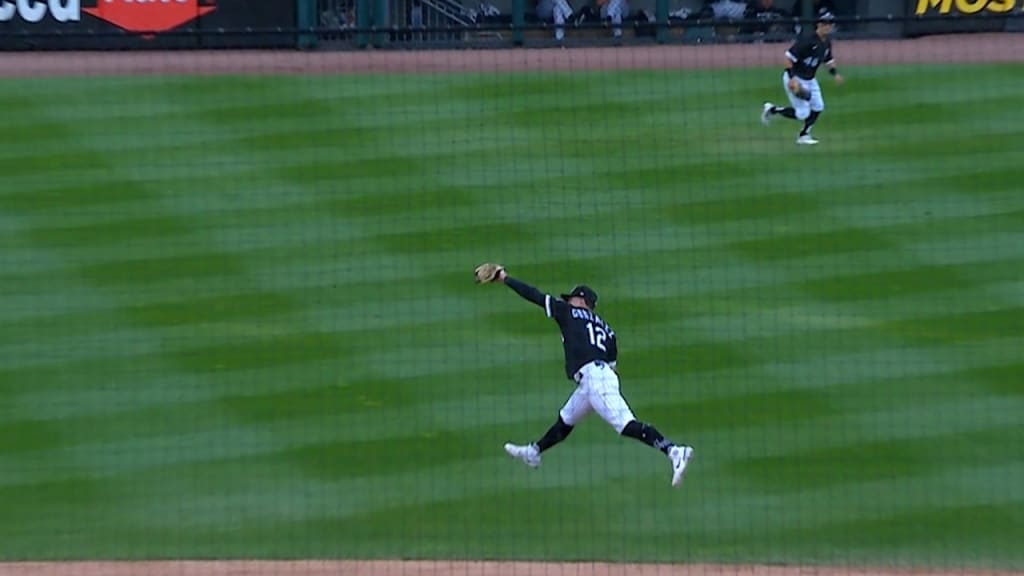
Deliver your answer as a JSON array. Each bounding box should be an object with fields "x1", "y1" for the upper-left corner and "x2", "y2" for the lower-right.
[
  {"x1": 723, "y1": 421, "x2": 1024, "y2": 493},
  {"x1": 612, "y1": 253, "x2": 1024, "y2": 302},
  {"x1": 7, "y1": 175, "x2": 547, "y2": 228},
  {"x1": 762, "y1": 335, "x2": 1024, "y2": 390},
  {"x1": 9, "y1": 147, "x2": 1015, "y2": 262},
  {"x1": 655, "y1": 297, "x2": 1024, "y2": 348},
  {"x1": 227, "y1": 349, "x2": 1024, "y2": 449},
  {"x1": 5, "y1": 379, "x2": 1017, "y2": 489},
  {"x1": 9, "y1": 347, "x2": 1016, "y2": 437},
  {"x1": 0, "y1": 356, "x2": 356, "y2": 428},
  {"x1": 227, "y1": 458, "x2": 1022, "y2": 559},
  {"x1": 2, "y1": 361, "x2": 558, "y2": 434},
  {"x1": 2, "y1": 66, "x2": 1023, "y2": 564},
  {"x1": 6, "y1": 219, "x2": 1015, "y2": 389},
  {"x1": 0, "y1": 84, "x2": 333, "y2": 545},
  {"x1": 14, "y1": 403, "x2": 1007, "y2": 557},
  {"x1": 1, "y1": 87, "x2": 292, "y2": 348},
  {"x1": 47, "y1": 93, "x2": 461, "y2": 405},
  {"x1": 7, "y1": 309, "x2": 1017, "y2": 430},
  {"x1": 375, "y1": 434, "x2": 1024, "y2": 514},
  {"x1": 7, "y1": 200, "x2": 1022, "y2": 286}
]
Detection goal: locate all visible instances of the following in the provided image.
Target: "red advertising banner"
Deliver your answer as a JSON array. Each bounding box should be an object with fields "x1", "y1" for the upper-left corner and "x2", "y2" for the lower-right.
[{"x1": 0, "y1": 0, "x2": 296, "y2": 49}]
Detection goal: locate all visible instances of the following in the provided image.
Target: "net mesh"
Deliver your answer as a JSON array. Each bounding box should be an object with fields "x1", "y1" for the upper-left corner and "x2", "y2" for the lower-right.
[{"x1": 0, "y1": 13, "x2": 1022, "y2": 576}]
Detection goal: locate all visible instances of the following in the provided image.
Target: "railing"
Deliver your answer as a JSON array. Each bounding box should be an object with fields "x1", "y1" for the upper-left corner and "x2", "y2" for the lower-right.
[
  {"x1": 421, "y1": 0, "x2": 475, "y2": 27},
  {"x1": 307, "y1": 10, "x2": 1023, "y2": 49},
  {"x1": 387, "y1": 0, "x2": 476, "y2": 44},
  {"x1": 1, "y1": 11, "x2": 1022, "y2": 51},
  {"x1": 305, "y1": 9, "x2": 1024, "y2": 49}
]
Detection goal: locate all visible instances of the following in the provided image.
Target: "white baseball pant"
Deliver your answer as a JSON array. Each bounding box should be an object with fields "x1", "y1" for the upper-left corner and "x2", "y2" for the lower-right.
[
  {"x1": 782, "y1": 72, "x2": 825, "y2": 120},
  {"x1": 559, "y1": 360, "x2": 636, "y2": 433}
]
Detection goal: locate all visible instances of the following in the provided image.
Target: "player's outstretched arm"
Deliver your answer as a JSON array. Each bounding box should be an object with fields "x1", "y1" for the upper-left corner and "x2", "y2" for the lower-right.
[
  {"x1": 473, "y1": 262, "x2": 561, "y2": 316},
  {"x1": 503, "y1": 274, "x2": 547, "y2": 309}
]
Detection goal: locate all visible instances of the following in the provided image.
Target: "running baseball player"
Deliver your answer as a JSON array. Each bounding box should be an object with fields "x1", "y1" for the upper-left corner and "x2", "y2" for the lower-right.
[
  {"x1": 760, "y1": 11, "x2": 844, "y2": 145},
  {"x1": 474, "y1": 262, "x2": 695, "y2": 488}
]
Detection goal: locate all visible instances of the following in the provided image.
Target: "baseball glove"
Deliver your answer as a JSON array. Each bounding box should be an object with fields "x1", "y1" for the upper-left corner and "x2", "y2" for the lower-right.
[{"x1": 474, "y1": 262, "x2": 505, "y2": 284}]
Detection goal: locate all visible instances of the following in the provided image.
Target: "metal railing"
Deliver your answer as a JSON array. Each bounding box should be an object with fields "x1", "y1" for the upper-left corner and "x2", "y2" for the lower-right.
[
  {"x1": 1, "y1": 11, "x2": 1021, "y2": 50},
  {"x1": 317, "y1": 0, "x2": 482, "y2": 45},
  {"x1": 318, "y1": 8, "x2": 1022, "y2": 47},
  {"x1": 421, "y1": 0, "x2": 474, "y2": 27},
  {"x1": 391, "y1": 0, "x2": 472, "y2": 43}
]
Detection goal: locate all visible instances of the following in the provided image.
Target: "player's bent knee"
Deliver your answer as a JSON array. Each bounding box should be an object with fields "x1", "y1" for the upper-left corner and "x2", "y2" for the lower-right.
[
  {"x1": 548, "y1": 414, "x2": 575, "y2": 442},
  {"x1": 615, "y1": 411, "x2": 636, "y2": 433},
  {"x1": 555, "y1": 415, "x2": 574, "y2": 434},
  {"x1": 558, "y1": 409, "x2": 575, "y2": 427},
  {"x1": 611, "y1": 416, "x2": 632, "y2": 434},
  {"x1": 558, "y1": 407, "x2": 586, "y2": 429},
  {"x1": 796, "y1": 109, "x2": 811, "y2": 120}
]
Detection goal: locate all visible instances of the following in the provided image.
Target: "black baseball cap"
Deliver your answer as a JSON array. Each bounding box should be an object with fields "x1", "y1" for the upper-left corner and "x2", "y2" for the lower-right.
[
  {"x1": 561, "y1": 285, "x2": 598, "y2": 309},
  {"x1": 817, "y1": 10, "x2": 835, "y2": 23}
]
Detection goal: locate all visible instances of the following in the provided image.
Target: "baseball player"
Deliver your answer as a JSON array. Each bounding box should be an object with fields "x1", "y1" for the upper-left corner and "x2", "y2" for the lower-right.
[
  {"x1": 474, "y1": 262, "x2": 695, "y2": 488},
  {"x1": 760, "y1": 11, "x2": 844, "y2": 145}
]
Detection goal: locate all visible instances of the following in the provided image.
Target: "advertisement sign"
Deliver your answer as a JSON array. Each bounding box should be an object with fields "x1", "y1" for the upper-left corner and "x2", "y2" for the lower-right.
[
  {"x1": 83, "y1": 0, "x2": 217, "y2": 35},
  {"x1": 905, "y1": 0, "x2": 1022, "y2": 35},
  {"x1": 912, "y1": 0, "x2": 1019, "y2": 15},
  {"x1": 0, "y1": 0, "x2": 295, "y2": 49}
]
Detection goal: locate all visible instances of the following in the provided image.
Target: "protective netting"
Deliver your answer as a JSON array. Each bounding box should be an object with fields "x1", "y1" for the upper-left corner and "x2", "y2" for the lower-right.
[{"x1": 0, "y1": 13, "x2": 1022, "y2": 576}]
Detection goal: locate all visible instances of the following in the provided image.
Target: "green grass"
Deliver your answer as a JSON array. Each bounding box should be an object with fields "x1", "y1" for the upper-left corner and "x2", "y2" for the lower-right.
[{"x1": 0, "y1": 62, "x2": 1023, "y2": 568}]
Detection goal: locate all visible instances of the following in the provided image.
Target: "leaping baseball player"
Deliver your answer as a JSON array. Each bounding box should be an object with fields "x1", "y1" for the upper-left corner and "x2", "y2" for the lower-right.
[
  {"x1": 761, "y1": 11, "x2": 844, "y2": 145},
  {"x1": 474, "y1": 262, "x2": 695, "y2": 488}
]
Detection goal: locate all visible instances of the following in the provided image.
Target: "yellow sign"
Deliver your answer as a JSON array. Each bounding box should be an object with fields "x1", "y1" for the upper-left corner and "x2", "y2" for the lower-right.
[{"x1": 915, "y1": 0, "x2": 1018, "y2": 14}]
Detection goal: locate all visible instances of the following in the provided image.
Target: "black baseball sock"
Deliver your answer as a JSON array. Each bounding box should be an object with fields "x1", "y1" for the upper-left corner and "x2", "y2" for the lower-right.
[
  {"x1": 536, "y1": 416, "x2": 574, "y2": 453},
  {"x1": 800, "y1": 110, "x2": 821, "y2": 136},
  {"x1": 773, "y1": 106, "x2": 797, "y2": 119},
  {"x1": 621, "y1": 420, "x2": 674, "y2": 455}
]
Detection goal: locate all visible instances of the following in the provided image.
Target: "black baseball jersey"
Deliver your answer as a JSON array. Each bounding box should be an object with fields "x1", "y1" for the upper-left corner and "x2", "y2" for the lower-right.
[
  {"x1": 786, "y1": 35, "x2": 834, "y2": 80},
  {"x1": 543, "y1": 294, "x2": 618, "y2": 380},
  {"x1": 503, "y1": 277, "x2": 618, "y2": 381}
]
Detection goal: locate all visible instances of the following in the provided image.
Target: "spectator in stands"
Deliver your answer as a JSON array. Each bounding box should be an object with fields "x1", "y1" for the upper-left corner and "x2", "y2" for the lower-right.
[
  {"x1": 792, "y1": 0, "x2": 835, "y2": 28},
  {"x1": 537, "y1": 0, "x2": 574, "y2": 42},
  {"x1": 743, "y1": 0, "x2": 791, "y2": 37},
  {"x1": 319, "y1": 0, "x2": 355, "y2": 40},
  {"x1": 790, "y1": 0, "x2": 839, "y2": 34},
  {"x1": 700, "y1": 0, "x2": 748, "y2": 21},
  {"x1": 596, "y1": 0, "x2": 629, "y2": 40}
]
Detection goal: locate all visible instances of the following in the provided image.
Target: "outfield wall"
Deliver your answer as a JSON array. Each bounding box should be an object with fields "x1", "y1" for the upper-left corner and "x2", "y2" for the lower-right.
[
  {"x1": 0, "y1": 0, "x2": 297, "y2": 50},
  {"x1": 1, "y1": 0, "x2": 1022, "y2": 50}
]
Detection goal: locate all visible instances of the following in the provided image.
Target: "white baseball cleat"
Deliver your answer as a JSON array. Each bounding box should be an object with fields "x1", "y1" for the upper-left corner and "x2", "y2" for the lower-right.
[
  {"x1": 669, "y1": 445, "x2": 694, "y2": 487},
  {"x1": 504, "y1": 442, "x2": 541, "y2": 468},
  {"x1": 796, "y1": 134, "x2": 819, "y2": 145},
  {"x1": 761, "y1": 102, "x2": 773, "y2": 126}
]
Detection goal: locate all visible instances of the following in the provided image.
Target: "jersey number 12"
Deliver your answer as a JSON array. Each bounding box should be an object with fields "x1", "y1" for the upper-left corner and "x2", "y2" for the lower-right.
[{"x1": 586, "y1": 322, "x2": 607, "y2": 352}]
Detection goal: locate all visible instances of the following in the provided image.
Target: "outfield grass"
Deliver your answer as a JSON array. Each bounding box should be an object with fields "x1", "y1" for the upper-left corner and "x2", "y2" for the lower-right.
[{"x1": 0, "y1": 63, "x2": 1022, "y2": 567}]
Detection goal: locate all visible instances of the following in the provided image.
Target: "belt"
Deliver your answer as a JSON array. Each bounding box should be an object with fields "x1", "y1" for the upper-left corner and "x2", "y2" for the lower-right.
[{"x1": 573, "y1": 360, "x2": 605, "y2": 383}]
